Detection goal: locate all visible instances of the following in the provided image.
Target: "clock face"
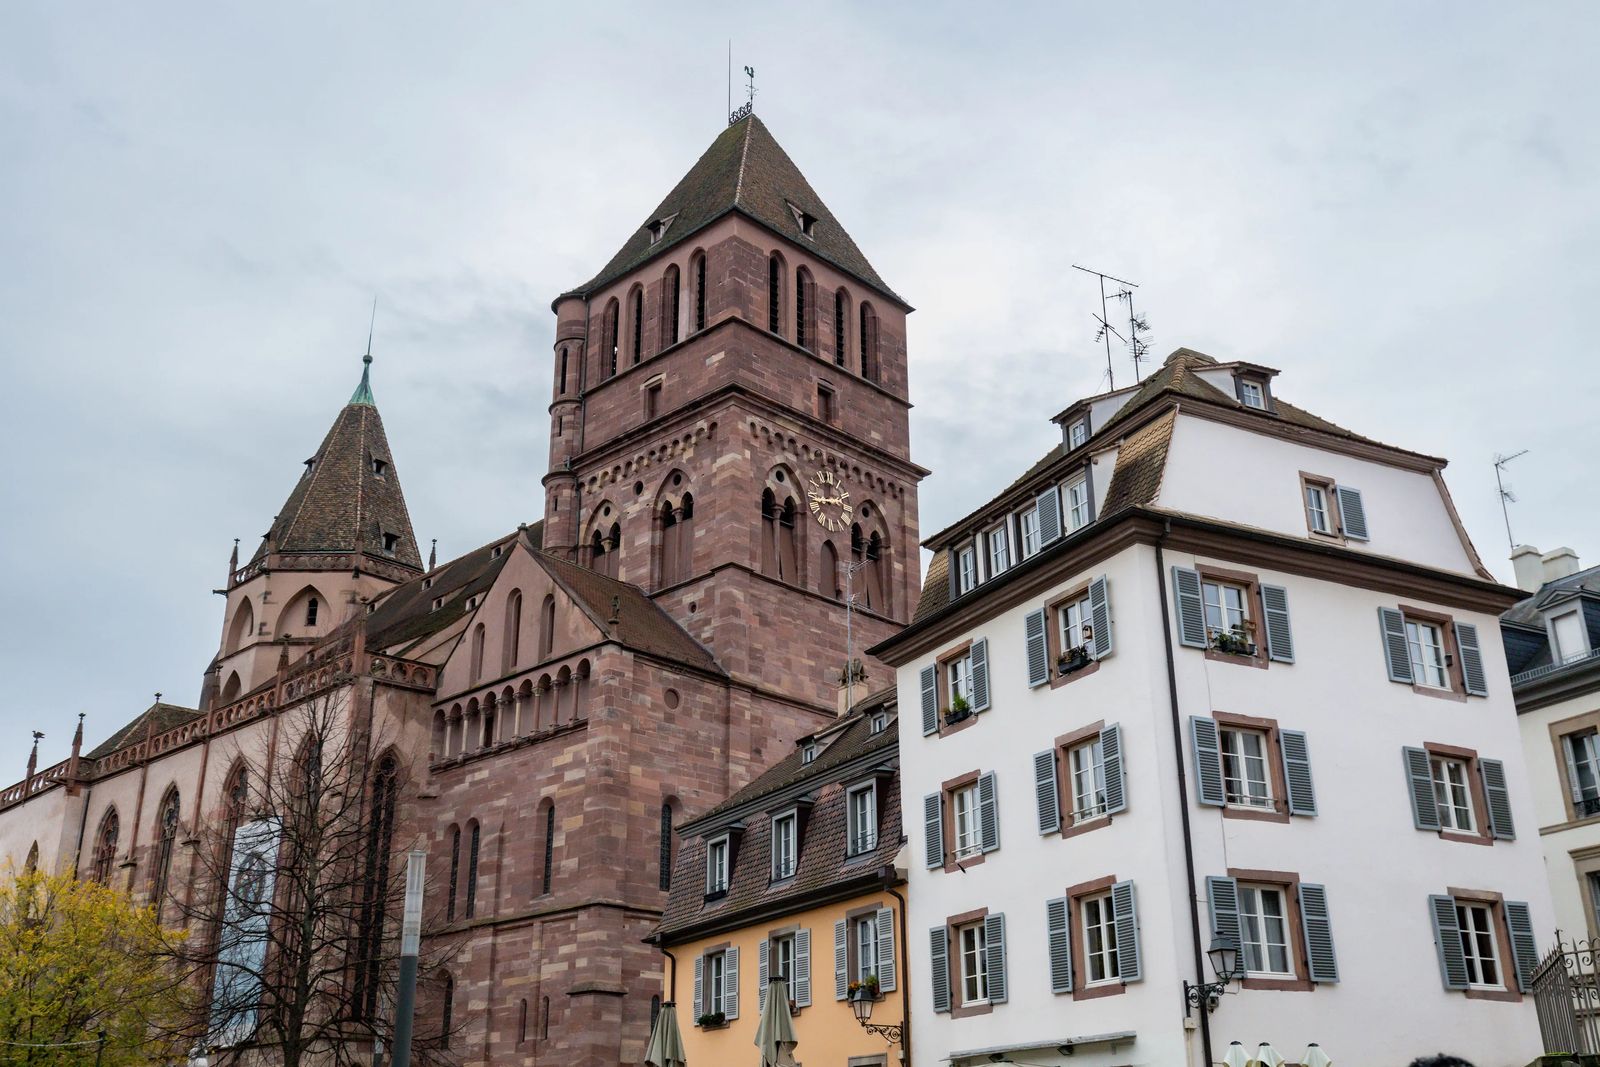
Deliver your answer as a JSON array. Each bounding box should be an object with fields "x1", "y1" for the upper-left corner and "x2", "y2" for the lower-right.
[{"x1": 806, "y1": 469, "x2": 854, "y2": 532}]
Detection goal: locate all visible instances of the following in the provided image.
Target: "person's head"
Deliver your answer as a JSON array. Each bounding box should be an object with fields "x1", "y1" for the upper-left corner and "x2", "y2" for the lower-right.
[{"x1": 1407, "y1": 1056, "x2": 1475, "y2": 1067}]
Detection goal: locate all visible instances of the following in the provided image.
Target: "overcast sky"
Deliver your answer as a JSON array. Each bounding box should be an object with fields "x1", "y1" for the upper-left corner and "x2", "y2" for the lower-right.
[{"x1": 3, "y1": 3, "x2": 1597, "y2": 767}]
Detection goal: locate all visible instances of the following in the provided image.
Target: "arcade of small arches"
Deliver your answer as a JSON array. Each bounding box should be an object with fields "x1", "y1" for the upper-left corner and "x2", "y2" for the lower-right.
[{"x1": 431, "y1": 661, "x2": 593, "y2": 762}]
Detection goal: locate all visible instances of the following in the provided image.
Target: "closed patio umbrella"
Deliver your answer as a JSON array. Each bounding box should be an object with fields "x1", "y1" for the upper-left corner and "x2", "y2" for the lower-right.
[
  {"x1": 753, "y1": 978, "x2": 798, "y2": 1067},
  {"x1": 644, "y1": 1001, "x2": 687, "y2": 1067},
  {"x1": 1221, "y1": 1041, "x2": 1251, "y2": 1067},
  {"x1": 1298, "y1": 1044, "x2": 1332, "y2": 1067},
  {"x1": 1249, "y1": 1043, "x2": 1286, "y2": 1067}
]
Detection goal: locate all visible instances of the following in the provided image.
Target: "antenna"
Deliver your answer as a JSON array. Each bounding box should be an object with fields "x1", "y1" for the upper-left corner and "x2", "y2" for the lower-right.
[
  {"x1": 1072, "y1": 265, "x2": 1142, "y2": 390},
  {"x1": 1114, "y1": 287, "x2": 1152, "y2": 381},
  {"x1": 365, "y1": 296, "x2": 377, "y2": 359},
  {"x1": 1493, "y1": 450, "x2": 1530, "y2": 551},
  {"x1": 727, "y1": 40, "x2": 732, "y2": 122}
]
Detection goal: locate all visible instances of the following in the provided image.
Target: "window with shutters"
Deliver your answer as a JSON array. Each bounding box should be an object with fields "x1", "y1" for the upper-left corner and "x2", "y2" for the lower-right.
[
  {"x1": 957, "y1": 922, "x2": 989, "y2": 1005},
  {"x1": 1174, "y1": 565, "x2": 1294, "y2": 667},
  {"x1": 947, "y1": 655, "x2": 972, "y2": 710},
  {"x1": 1220, "y1": 728, "x2": 1273, "y2": 810},
  {"x1": 1197, "y1": 712, "x2": 1312, "y2": 824},
  {"x1": 986, "y1": 525, "x2": 1010, "y2": 576},
  {"x1": 846, "y1": 784, "x2": 878, "y2": 856},
  {"x1": 1431, "y1": 757, "x2": 1475, "y2": 833},
  {"x1": 1457, "y1": 902, "x2": 1501, "y2": 988},
  {"x1": 1064, "y1": 473, "x2": 1091, "y2": 532},
  {"x1": 1081, "y1": 892, "x2": 1121, "y2": 986},
  {"x1": 1299, "y1": 473, "x2": 1342, "y2": 538},
  {"x1": 1429, "y1": 889, "x2": 1531, "y2": 1000},
  {"x1": 933, "y1": 769, "x2": 998, "y2": 870},
  {"x1": 1203, "y1": 580, "x2": 1253, "y2": 648},
  {"x1": 1556, "y1": 716, "x2": 1600, "y2": 822},
  {"x1": 1239, "y1": 885, "x2": 1294, "y2": 977},
  {"x1": 706, "y1": 836, "x2": 731, "y2": 897},
  {"x1": 951, "y1": 784, "x2": 981, "y2": 860},
  {"x1": 1209, "y1": 869, "x2": 1327, "y2": 991},
  {"x1": 1035, "y1": 576, "x2": 1114, "y2": 688},
  {"x1": 1037, "y1": 720, "x2": 1125, "y2": 840},
  {"x1": 772, "y1": 933, "x2": 797, "y2": 988},
  {"x1": 1068, "y1": 738, "x2": 1109, "y2": 823},
  {"x1": 854, "y1": 915, "x2": 879, "y2": 981},
  {"x1": 1019, "y1": 507, "x2": 1041, "y2": 558},
  {"x1": 1408, "y1": 741, "x2": 1513, "y2": 844},
  {"x1": 1408, "y1": 619, "x2": 1449, "y2": 688},
  {"x1": 1057, "y1": 875, "x2": 1141, "y2": 999},
  {"x1": 704, "y1": 949, "x2": 728, "y2": 1018},
  {"x1": 771, "y1": 811, "x2": 798, "y2": 881},
  {"x1": 1380, "y1": 604, "x2": 1486, "y2": 699}
]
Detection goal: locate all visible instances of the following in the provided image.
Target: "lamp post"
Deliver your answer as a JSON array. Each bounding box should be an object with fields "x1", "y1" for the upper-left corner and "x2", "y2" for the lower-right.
[
  {"x1": 848, "y1": 987, "x2": 903, "y2": 1045},
  {"x1": 1182, "y1": 933, "x2": 1240, "y2": 1017},
  {"x1": 391, "y1": 850, "x2": 426, "y2": 1067}
]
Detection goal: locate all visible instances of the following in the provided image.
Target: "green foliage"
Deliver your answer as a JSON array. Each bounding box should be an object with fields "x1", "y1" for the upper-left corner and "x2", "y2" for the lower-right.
[{"x1": 0, "y1": 866, "x2": 193, "y2": 1067}]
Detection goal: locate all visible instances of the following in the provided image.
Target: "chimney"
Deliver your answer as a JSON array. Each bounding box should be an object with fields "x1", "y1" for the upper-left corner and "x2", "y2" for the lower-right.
[
  {"x1": 1511, "y1": 545, "x2": 1545, "y2": 593},
  {"x1": 1543, "y1": 547, "x2": 1582, "y2": 584}
]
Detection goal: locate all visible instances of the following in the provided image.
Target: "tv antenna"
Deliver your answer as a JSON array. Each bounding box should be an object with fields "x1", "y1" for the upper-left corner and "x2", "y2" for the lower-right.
[
  {"x1": 1071, "y1": 265, "x2": 1145, "y2": 390},
  {"x1": 1493, "y1": 450, "x2": 1529, "y2": 551}
]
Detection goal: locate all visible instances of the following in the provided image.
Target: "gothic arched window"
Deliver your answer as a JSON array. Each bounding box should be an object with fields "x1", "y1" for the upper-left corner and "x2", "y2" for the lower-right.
[
  {"x1": 663, "y1": 265, "x2": 681, "y2": 348},
  {"x1": 354, "y1": 755, "x2": 399, "y2": 1021},
  {"x1": 692, "y1": 252, "x2": 707, "y2": 333},
  {"x1": 768, "y1": 254, "x2": 783, "y2": 334},
  {"x1": 440, "y1": 971, "x2": 455, "y2": 1047},
  {"x1": 91, "y1": 807, "x2": 119, "y2": 884},
  {"x1": 659, "y1": 501, "x2": 679, "y2": 588},
  {"x1": 760, "y1": 489, "x2": 779, "y2": 578},
  {"x1": 778, "y1": 496, "x2": 799, "y2": 583},
  {"x1": 539, "y1": 595, "x2": 556, "y2": 660},
  {"x1": 628, "y1": 286, "x2": 644, "y2": 365},
  {"x1": 834, "y1": 289, "x2": 848, "y2": 367},
  {"x1": 677, "y1": 494, "x2": 695, "y2": 581},
  {"x1": 540, "y1": 802, "x2": 556, "y2": 895},
  {"x1": 601, "y1": 299, "x2": 619, "y2": 380},
  {"x1": 851, "y1": 524, "x2": 888, "y2": 613},
  {"x1": 820, "y1": 539, "x2": 841, "y2": 600},
  {"x1": 465, "y1": 820, "x2": 481, "y2": 918},
  {"x1": 859, "y1": 301, "x2": 879, "y2": 383},
  {"x1": 24, "y1": 842, "x2": 38, "y2": 875},
  {"x1": 658, "y1": 801, "x2": 675, "y2": 891},
  {"x1": 504, "y1": 590, "x2": 523, "y2": 674},
  {"x1": 447, "y1": 825, "x2": 461, "y2": 921},
  {"x1": 795, "y1": 267, "x2": 813, "y2": 351},
  {"x1": 153, "y1": 789, "x2": 180, "y2": 915},
  {"x1": 470, "y1": 623, "x2": 485, "y2": 684},
  {"x1": 600, "y1": 523, "x2": 621, "y2": 579}
]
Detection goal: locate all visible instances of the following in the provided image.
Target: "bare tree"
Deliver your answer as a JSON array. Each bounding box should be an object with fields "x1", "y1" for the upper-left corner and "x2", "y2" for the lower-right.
[{"x1": 166, "y1": 687, "x2": 455, "y2": 1067}]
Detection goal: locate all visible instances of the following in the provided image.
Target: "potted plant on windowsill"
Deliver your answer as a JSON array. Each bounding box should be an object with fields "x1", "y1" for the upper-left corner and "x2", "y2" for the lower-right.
[
  {"x1": 848, "y1": 974, "x2": 882, "y2": 1001},
  {"x1": 1210, "y1": 625, "x2": 1257, "y2": 657},
  {"x1": 1057, "y1": 645, "x2": 1093, "y2": 676},
  {"x1": 696, "y1": 1011, "x2": 727, "y2": 1029},
  {"x1": 943, "y1": 695, "x2": 972, "y2": 727}
]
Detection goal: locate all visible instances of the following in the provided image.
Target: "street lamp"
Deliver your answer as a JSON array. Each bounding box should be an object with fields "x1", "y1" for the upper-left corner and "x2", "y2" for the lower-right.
[
  {"x1": 848, "y1": 988, "x2": 903, "y2": 1045},
  {"x1": 1183, "y1": 932, "x2": 1240, "y2": 1017}
]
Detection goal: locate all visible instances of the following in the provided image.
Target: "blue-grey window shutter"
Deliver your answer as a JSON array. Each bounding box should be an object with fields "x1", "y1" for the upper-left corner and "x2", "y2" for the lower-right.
[
  {"x1": 1504, "y1": 901, "x2": 1537, "y2": 992},
  {"x1": 1024, "y1": 608, "x2": 1049, "y2": 688},
  {"x1": 1480, "y1": 758, "x2": 1515, "y2": 839},
  {"x1": 1046, "y1": 897, "x2": 1073, "y2": 992},
  {"x1": 969, "y1": 637, "x2": 991, "y2": 713},
  {"x1": 1101, "y1": 724, "x2": 1128, "y2": 815},
  {"x1": 834, "y1": 919, "x2": 848, "y2": 1001},
  {"x1": 920, "y1": 665, "x2": 938, "y2": 736},
  {"x1": 1336, "y1": 485, "x2": 1369, "y2": 540},
  {"x1": 1190, "y1": 717, "x2": 1226, "y2": 806},
  {"x1": 758, "y1": 938, "x2": 770, "y2": 1014},
  {"x1": 1036, "y1": 488, "x2": 1062, "y2": 547},
  {"x1": 1455, "y1": 622, "x2": 1489, "y2": 696},
  {"x1": 1033, "y1": 750, "x2": 1061, "y2": 834},
  {"x1": 1403, "y1": 746, "x2": 1442, "y2": 830},
  {"x1": 1429, "y1": 895, "x2": 1470, "y2": 990},
  {"x1": 1206, "y1": 876, "x2": 1242, "y2": 974},
  {"x1": 978, "y1": 771, "x2": 1000, "y2": 853},
  {"x1": 983, "y1": 913, "x2": 1008, "y2": 1003},
  {"x1": 1089, "y1": 574, "x2": 1114, "y2": 658},
  {"x1": 693, "y1": 954, "x2": 704, "y2": 1017},
  {"x1": 1297, "y1": 883, "x2": 1339, "y2": 983},
  {"x1": 723, "y1": 945, "x2": 739, "y2": 1019},
  {"x1": 1379, "y1": 607, "x2": 1413, "y2": 684},
  {"x1": 1173, "y1": 566, "x2": 1208, "y2": 648},
  {"x1": 874, "y1": 908, "x2": 896, "y2": 992},
  {"x1": 1279, "y1": 729, "x2": 1317, "y2": 816},
  {"x1": 794, "y1": 928, "x2": 812, "y2": 1006},
  {"x1": 1111, "y1": 880, "x2": 1142, "y2": 982},
  {"x1": 1260, "y1": 583, "x2": 1294, "y2": 663},
  {"x1": 923, "y1": 793, "x2": 944, "y2": 869},
  {"x1": 928, "y1": 927, "x2": 951, "y2": 1013}
]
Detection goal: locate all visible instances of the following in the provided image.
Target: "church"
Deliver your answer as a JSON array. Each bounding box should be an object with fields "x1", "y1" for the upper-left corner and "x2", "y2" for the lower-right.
[{"x1": 0, "y1": 112, "x2": 925, "y2": 1065}]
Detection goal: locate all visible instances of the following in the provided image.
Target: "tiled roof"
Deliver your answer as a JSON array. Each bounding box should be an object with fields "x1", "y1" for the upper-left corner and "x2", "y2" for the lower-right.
[
  {"x1": 658, "y1": 711, "x2": 901, "y2": 940},
  {"x1": 536, "y1": 552, "x2": 722, "y2": 674},
  {"x1": 1100, "y1": 408, "x2": 1176, "y2": 515},
  {"x1": 564, "y1": 115, "x2": 902, "y2": 307},
  {"x1": 85, "y1": 702, "x2": 200, "y2": 760},
  {"x1": 1500, "y1": 565, "x2": 1600, "y2": 678},
  {"x1": 253, "y1": 376, "x2": 422, "y2": 571},
  {"x1": 1502, "y1": 565, "x2": 1600, "y2": 627},
  {"x1": 911, "y1": 542, "x2": 950, "y2": 625},
  {"x1": 363, "y1": 524, "x2": 541, "y2": 654}
]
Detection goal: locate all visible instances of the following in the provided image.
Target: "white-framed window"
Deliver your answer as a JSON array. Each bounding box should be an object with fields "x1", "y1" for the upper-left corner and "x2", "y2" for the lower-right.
[
  {"x1": 1081, "y1": 892, "x2": 1121, "y2": 985},
  {"x1": 847, "y1": 784, "x2": 878, "y2": 855},
  {"x1": 1220, "y1": 728, "x2": 1272, "y2": 808},
  {"x1": 706, "y1": 836, "x2": 730, "y2": 895},
  {"x1": 802, "y1": 743, "x2": 817, "y2": 765},
  {"x1": 771, "y1": 812, "x2": 797, "y2": 881},
  {"x1": 1058, "y1": 594, "x2": 1092, "y2": 654},
  {"x1": 773, "y1": 933, "x2": 796, "y2": 987},
  {"x1": 855, "y1": 914, "x2": 879, "y2": 981},
  {"x1": 1240, "y1": 380, "x2": 1266, "y2": 409},
  {"x1": 957, "y1": 547, "x2": 977, "y2": 594},
  {"x1": 1019, "y1": 508, "x2": 1041, "y2": 559},
  {"x1": 1239, "y1": 885, "x2": 1293, "y2": 976},
  {"x1": 1553, "y1": 609, "x2": 1589, "y2": 664},
  {"x1": 1567, "y1": 731, "x2": 1600, "y2": 817},
  {"x1": 1305, "y1": 484, "x2": 1331, "y2": 534},
  {"x1": 1069, "y1": 738, "x2": 1108, "y2": 820},
  {"x1": 948, "y1": 653, "x2": 973, "y2": 707},
  {"x1": 957, "y1": 921, "x2": 989, "y2": 1004},
  {"x1": 706, "y1": 950, "x2": 728, "y2": 1014},
  {"x1": 870, "y1": 711, "x2": 888, "y2": 735},
  {"x1": 1456, "y1": 902, "x2": 1501, "y2": 988},
  {"x1": 1588, "y1": 872, "x2": 1600, "y2": 933},
  {"x1": 1202, "y1": 580, "x2": 1250, "y2": 640},
  {"x1": 1406, "y1": 620, "x2": 1449, "y2": 688},
  {"x1": 1431, "y1": 757, "x2": 1475, "y2": 832},
  {"x1": 986, "y1": 526, "x2": 1010, "y2": 576},
  {"x1": 952, "y1": 784, "x2": 981, "y2": 859},
  {"x1": 1064, "y1": 475, "x2": 1090, "y2": 532},
  {"x1": 1069, "y1": 419, "x2": 1088, "y2": 449}
]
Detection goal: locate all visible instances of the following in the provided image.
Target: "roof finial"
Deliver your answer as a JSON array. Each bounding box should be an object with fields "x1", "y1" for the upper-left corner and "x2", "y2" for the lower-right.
[
  {"x1": 729, "y1": 64, "x2": 755, "y2": 125},
  {"x1": 350, "y1": 298, "x2": 378, "y2": 406},
  {"x1": 428, "y1": 538, "x2": 437, "y2": 572}
]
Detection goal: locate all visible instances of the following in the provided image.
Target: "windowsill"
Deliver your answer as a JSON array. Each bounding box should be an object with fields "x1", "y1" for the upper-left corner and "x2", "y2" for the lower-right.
[
  {"x1": 703, "y1": 889, "x2": 728, "y2": 903},
  {"x1": 1205, "y1": 647, "x2": 1268, "y2": 671},
  {"x1": 1438, "y1": 829, "x2": 1493, "y2": 847},
  {"x1": 769, "y1": 874, "x2": 796, "y2": 886},
  {"x1": 1074, "y1": 980, "x2": 1126, "y2": 1001},
  {"x1": 944, "y1": 849, "x2": 987, "y2": 874},
  {"x1": 1060, "y1": 813, "x2": 1113, "y2": 840},
  {"x1": 1240, "y1": 975, "x2": 1313, "y2": 992},
  {"x1": 1411, "y1": 683, "x2": 1468, "y2": 704},
  {"x1": 938, "y1": 710, "x2": 983, "y2": 738},
  {"x1": 949, "y1": 997, "x2": 994, "y2": 1019},
  {"x1": 1463, "y1": 986, "x2": 1521, "y2": 1003},
  {"x1": 696, "y1": 1019, "x2": 731, "y2": 1031},
  {"x1": 1222, "y1": 802, "x2": 1291, "y2": 825},
  {"x1": 1049, "y1": 658, "x2": 1101, "y2": 690}
]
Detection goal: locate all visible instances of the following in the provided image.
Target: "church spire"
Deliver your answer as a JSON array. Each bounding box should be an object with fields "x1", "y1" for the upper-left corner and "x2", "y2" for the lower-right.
[{"x1": 350, "y1": 353, "x2": 376, "y2": 407}]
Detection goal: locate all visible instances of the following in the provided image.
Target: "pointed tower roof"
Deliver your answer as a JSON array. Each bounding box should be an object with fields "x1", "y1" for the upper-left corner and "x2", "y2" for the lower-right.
[
  {"x1": 563, "y1": 114, "x2": 904, "y2": 307},
  {"x1": 249, "y1": 358, "x2": 422, "y2": 571}
]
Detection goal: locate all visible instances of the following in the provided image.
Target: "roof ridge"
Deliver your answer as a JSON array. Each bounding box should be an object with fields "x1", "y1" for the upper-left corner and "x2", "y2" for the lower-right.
[{"x1": 733, "y1": 116, "x2": 754, "y2": 204}]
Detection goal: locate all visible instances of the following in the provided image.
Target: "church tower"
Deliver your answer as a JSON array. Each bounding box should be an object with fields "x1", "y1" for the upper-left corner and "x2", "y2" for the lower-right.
[
  {"x1": 208, "y1": 356, "x2": 422, "y2": 706},
  {"x1": 543, "y1": 114, "x2": 925, "y2": 708}
]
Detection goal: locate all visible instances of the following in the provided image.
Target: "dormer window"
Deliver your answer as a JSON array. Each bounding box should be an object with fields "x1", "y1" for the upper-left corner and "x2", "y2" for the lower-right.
[
  {"x1": 304, "y1": 457, "x2": 316, "y2": 474},
  {"x1": 423, "y1": 577, "x2": 434, "y2": 590},
  {"x1": 705, "y1": 835, "x2": 731, "y2": 897},
  {"x1": 1069, "y1": 419, "x2": 1088, "y2": 449},
  {"x1": 382, "y1": 532, "x2": 400, "y2": 556},
  {"x1": 871, "y1": 711, "x2": 888, "y2": 734},
  {"x1": 1240, "y1": 381, "x2": 1265, "y2": 409},
  {"x1": 802, "y1": 743, "x2": 817, "y2": 764},
  {"x1": 371, "y1": 457, "x2": 388, "y2": 477},
  {"x1": 645, "y1": 213, "x2": 677, "y2": 245},
  {"x1": 432, "y1": 596, "x2": 444, "y2": 611},
  {"x1": 788, "y1": 202, "x2": 818, "y2": 239},
  {"x1": 1550, "y1": 607, "x2": 1591, "y2": 665},
  {"x1": 491, "y1": 545, "x2": 504, "y2": 559}
]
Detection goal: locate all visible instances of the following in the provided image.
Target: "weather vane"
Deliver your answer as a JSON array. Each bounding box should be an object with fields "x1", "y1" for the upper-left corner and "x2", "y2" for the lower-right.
[{"x1": 729, "y1": 65, "x2": 755, "y2": 125}]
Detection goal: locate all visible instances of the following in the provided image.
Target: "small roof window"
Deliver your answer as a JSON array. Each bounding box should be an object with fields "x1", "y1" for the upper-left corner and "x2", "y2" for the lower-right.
[
  {"x1": 788, "y1": 202, "x2": 818, "y2": 238},
  {"x1": 646, "y1": 213, "x2": 678, "y2": 244},
  {"x1": 371, "y1": 457, "x2": 388, "y2": 477},
  {"x1": 382, "y1": 531, "x2": 400, "y2": 556}
]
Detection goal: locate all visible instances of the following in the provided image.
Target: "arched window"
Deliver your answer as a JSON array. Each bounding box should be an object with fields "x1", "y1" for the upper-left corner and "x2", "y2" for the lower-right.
[
  {"x1": 860, "y1": 301, "x2": 879, "y2": 382},
  {"x1": 573, "y1": 661, "x2": 591, "y2": 722},
  {"x1": 304, "y1": 596, "x2": 319, "y2": 627},
  {"x1": 354, "y1": 756, "x2": 399, "y2": 1020},
  {"x1": 778, "y1": 496, "x2": 799, "y2": 582},
  {"x1": 226, "y1": 598, "x2": 255, "y2": 654},
  {"x1": 659, "y1": 500, "x2": 679, "y2": 588},
  {"x1": 481, "y1": 699, "x2": 496, "y2": 748},
  {"x1": 519, "y1": 999, "x2": 529, "y2": 1045},
  {"x1": 658, "y1": 801, "x2": 675, "y2": 891},
  {"x1": 153, "y1": 789, "x2": 180, "y2": 915},
  {"x1": 431, "y1": 710, "x2": 446, "y2": 758},
  {"x1": 678, "y1": 493, "x2": 695, "y2": 582},
  {"x1": 504, "y1": 591, "x2": 523, "y2": 673},
  {"x1": 601, "y1": 299, "x2": 619, "y2": 380},
  {"x1": 768, "y1": 254, "x2": 783, "y2": 334},
  {"x1": 221, "y1": 764, "x2": 249, "y2": 876},
  {"x1": 663, "y1": 265, "x2": 681, "y2": 347},
  {"x1": 693, "y1": 252, "x2": 707, "y2": 333},
  {"x1": 558, "y1": 347, "x2": 569, "y2": 394},
  {"x1": 628, "y1": 286, "x2": 644, "y2": 366},
  {"x1": 760, "y1": 489, "x2": 779, "y2": 577},
  {"x1": 540, "y1": 802, "x2": 556, "y2": 894},
  {"x1": 834, "y1": 289, "x2": 848, "y2": 367},
  {"x1": 539, "y1": 595, "x2": 556, "y2": 660},
  {"x1": 465, "y1": 820, "x2": 481, "y2": 918},
  {"x1": 593, "y1": 522, "x2": 620, "y2": 580},
  {"x1": 651, "y1": 994, "x2": 662, "y2": 1035},
  {"x1": 220, "y1": 671, "x2": 242, "y2": 705},
  {"x1": 91, "y1": 808, "x2": 119, "y2": 884},
  {"x1": 447, "y1": 825, "x2": 461, "y2": 921},
  {"x1": 23, "y1": 842, "x2": 38, "y2": 875},
  {"x1": 470, "y1": 623, "x2": 485, "y2": 684},
  {"x1": 851, "y1": 524, "x2": 888, "y2": 613},
  {"x1": 795, "y1": 267, "x2": 813, "y2": 351},
  {"x1": 440, "y1": 971, "x2": 455, "y2": 1047},
  {"x1": 541, "y1": 994, "x2": 551, "y2": 1040},
  {"x1": 820, "y1": 540, "x2": 841, "y2": 600}
]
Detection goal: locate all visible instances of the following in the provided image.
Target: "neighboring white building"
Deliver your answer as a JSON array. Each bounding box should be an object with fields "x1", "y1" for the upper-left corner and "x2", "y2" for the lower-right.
[
  {"x1": 870, "y1": 349, "x2": 1550, "y2": 1067},
  {"x1": 1502, "y1": 546, "x2": 1600, "y2": 950}
]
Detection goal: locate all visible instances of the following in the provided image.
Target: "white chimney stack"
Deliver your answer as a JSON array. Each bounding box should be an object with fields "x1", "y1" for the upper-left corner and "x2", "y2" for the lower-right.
[
  {"x1": 1543, "y1": 546, "x2": 1581, "y2": 583},
  {"x1": 1512, "y1": 545, "x2": 1546, "y2": 593}
]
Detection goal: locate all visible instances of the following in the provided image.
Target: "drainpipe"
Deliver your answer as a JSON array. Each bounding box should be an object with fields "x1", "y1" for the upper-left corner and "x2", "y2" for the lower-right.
[
  {"x1": 660, "y1": 946, "x2": 677, "y2": 1002},
  {"x1": 1155, "y1": 524, "x2": 1213, "y2": 1067},
  {"x1": 885, "y1": 878, "x2": 912, "y2": 1067}
]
